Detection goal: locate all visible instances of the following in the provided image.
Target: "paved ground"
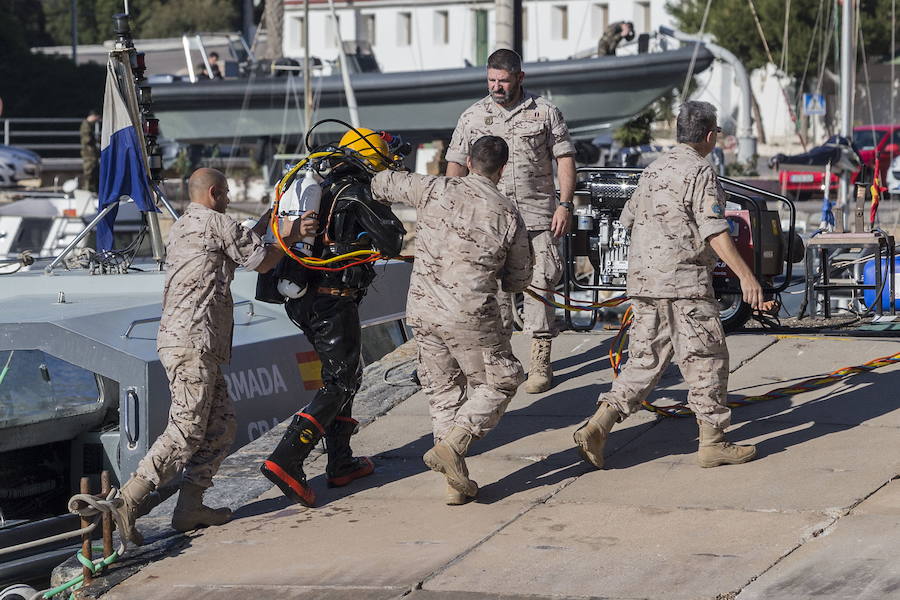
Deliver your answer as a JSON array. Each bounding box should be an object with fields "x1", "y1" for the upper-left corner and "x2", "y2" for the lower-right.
[{"x1": 100, "y1": 330, "x2": 900, "y2": 600}]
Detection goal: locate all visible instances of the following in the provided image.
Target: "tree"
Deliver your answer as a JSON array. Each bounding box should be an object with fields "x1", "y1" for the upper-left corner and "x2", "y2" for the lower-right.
[
  {"x1": 667, "y1": 0, "x2": 896, "y2": 92},
  {"x1": 0, "y1": 6, "x2": 105, "y2": 117},
  {"x1": 41, "y1": 0, "x2": 241, "y2": 46}
]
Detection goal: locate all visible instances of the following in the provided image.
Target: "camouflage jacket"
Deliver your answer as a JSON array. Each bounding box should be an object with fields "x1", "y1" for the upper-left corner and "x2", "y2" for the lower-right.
[
  {"x1": 157, "y1": 203, "x2": 267, "y2": 362},
  {"x1": 445, "y1": 92, "x2": 576, "y2": 231},
  {"x1": 620, "y1": 144, "x2": 730, "y2": 299},
  {"x1": 371, "y1": 170, "x2": 533, "y2": 331},
  {"x1": 80, "y1": 119, "x2": 100, "y2": 160}
]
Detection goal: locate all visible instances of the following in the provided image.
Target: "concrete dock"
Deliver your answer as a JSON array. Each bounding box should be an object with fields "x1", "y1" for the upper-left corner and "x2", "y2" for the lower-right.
[{"x1": 93, "y1": 330, "x2": 900, "y2": 600}]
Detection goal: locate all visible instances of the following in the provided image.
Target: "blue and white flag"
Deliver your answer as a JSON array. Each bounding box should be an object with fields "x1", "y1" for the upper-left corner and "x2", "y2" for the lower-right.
[{"x1": 98, "y1": 58, "x2": 157, "y2": 251}]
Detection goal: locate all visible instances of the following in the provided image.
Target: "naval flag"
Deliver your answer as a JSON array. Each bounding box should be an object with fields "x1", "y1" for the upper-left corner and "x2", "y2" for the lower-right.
[{"x1": 97, "y1": 59, "x2": 157, "y2": 252}]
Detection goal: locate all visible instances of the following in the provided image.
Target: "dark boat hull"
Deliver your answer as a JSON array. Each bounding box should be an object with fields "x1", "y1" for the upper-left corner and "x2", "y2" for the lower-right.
[{"x1": 151, "y1": 45, "x2": 713, "y2": 143}]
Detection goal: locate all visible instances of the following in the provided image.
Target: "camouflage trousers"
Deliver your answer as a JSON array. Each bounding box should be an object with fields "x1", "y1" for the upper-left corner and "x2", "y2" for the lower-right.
[
  {"x1": 81, "y1": 157, "x2": 99, "y2": 193},
  {"x1": 602, "y1": 297, "x2": 731, "y2": 428},
  {"x1": 414, "y1": 321, "x2": 526, "y2": 441},
  {"x1": 498, "y1": 229, "x2": 563, "y2": 338},
  {"x1": 136, "y1": 348, "x2": 237, "y2": 489}
]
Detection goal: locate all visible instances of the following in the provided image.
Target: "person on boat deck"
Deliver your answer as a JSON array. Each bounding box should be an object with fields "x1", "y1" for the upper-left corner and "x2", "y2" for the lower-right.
[
  {"x1": 573, "y1": 101, "x2": 764, "y2": 471},
  {"x1": 260, "y1": 128, "x2": 406, "y2": 508},
  {"x1": 80, "y1": 109, "x2": 101, "y2": 193},
  {"x1": 446, "y1": 48, "x2": 576, "y2": 396},
  {"x1": 112, "y1": 168, "x2": 314, "y2": 545},
  {"x1": 371, "y1": 135, "x2": 533, "y2": 505},
  {"x1": 597, "y1": 21, "x2": 634, "y2": 56},
  {"x1": 207, "y1": 52, "x2": 224, "y2": 79}
]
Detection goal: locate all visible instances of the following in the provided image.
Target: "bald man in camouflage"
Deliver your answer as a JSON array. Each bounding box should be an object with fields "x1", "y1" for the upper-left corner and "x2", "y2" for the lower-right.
[
  {"x1": 573, "y1": 101, "x2": 763, "y2": 470},
  {"x1": 372, "y1": 136, "x2": 533, "y2": 505},
  {"x1": 112, "y1": 168, "x2": 314, "y2": 545}
]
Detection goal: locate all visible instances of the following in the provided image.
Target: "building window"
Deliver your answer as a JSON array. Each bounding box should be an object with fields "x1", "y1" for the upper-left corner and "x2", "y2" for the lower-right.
[
  {"x1": 294, "y1": 16, "x2": 305, "y2": 47},
  {"x1": 363, "y1": 13, "x2": 376, "y2": 45},
  {"x1": 635, "y1": 1, "x2": 651, "y2": 32},
  {"x1": 398, "y1": 12, "x2": 412, "y2": 46},
  {"x1": 327, "y1": 14, "x2": 341, "y2": 48},
  {"x1": 592, "y1": 3, "x2": 609, "y2": 35},
  {"x1": 522, "y1": 7, "x2": 528, "y2": 41},
  {"x1": 434, "y1": 10, "x2": 449, "y2": 45},
  {"x1": 552, "y1": 5, "x2": 568, "y2": 40}
]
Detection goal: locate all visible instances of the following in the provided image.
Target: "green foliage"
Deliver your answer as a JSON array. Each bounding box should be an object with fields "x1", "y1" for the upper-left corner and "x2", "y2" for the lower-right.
[
  {"x1": 667, "y1": 0, "x2": 896, "y2": 90},
  {"x1": 0, "y1": 5, "x2": 105, "y2": 116},
  {"x1": 134, "y1": 0, "x2": 239, "y2": 39},
  {"x1": 40, "y1": 0, "x2": 241, "y2": 45},
  {"x1": 42, "y1": 0, "x2": 129, "y2": 46},
  {"x1": 614, "y1": 109, "x2": 656, "y2": 148}
]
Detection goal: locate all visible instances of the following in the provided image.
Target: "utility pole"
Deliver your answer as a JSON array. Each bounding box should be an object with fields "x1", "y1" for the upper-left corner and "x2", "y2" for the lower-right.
[
  {"x1": 70, "y1": 0, "x2": 78, "y2": 63},
  {"x1": 838, "y1": 0, "x2": 855, "y2": 231},
  {"x1": 495, "y1": 0, "x2": 514, "y2": 51},
  {"x1": 495, "y1": 0, "x2": 523, "y2": 57}
]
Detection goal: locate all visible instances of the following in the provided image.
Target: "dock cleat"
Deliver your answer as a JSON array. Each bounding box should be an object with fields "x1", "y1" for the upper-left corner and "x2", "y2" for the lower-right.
[
  {"x1": 261, "y1": 412, "x2": 324, "y2": 507},
  {"x1": 325, "y1": 416, "x2": 375, "y2": 488}
]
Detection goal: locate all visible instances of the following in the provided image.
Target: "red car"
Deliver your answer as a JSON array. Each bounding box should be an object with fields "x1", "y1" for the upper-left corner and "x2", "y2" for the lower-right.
[{"x1": 779, "y1": 124, "x2": 900, "y2": 198}]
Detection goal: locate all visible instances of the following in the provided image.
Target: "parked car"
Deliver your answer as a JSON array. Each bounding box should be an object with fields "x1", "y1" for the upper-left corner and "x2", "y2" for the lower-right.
[
  {"x1": 0, "y1": 145, "x2": 42, "y2": 187},
  {"x1": 887, "y1": 154, "x2": 900, "y2": 198},
  {"x1": 778, "y1": 124, "x2": 900, "y2": 198}
]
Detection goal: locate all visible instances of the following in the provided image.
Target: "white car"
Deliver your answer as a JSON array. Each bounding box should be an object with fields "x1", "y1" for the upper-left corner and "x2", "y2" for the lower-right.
[
  {"x1": 888, "y1": 155, "x2": 900, "y2": 198},
  {"x1": 0, "y1": 145, "x2": 42, "y2": 187}
]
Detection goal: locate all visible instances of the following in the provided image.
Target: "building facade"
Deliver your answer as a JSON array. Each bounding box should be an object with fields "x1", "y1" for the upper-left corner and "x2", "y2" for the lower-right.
[{"x1": 282, "y1": 0, "x2": 669, "y2": 73}]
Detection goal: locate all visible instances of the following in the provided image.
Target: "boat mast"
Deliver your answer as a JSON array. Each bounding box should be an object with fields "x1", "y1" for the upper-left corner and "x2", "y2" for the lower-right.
[
  {"x1": 304, "y1": 0, "x2": 312, "y2": 137},
  {"x1": 838, "y1": 0, "x2": 856, "y2": 231}
]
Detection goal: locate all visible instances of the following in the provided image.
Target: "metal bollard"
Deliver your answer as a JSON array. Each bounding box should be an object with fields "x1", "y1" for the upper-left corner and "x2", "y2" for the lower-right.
[
  {"x1": 80, "y1": 477, "x2": 93, "y2": 586},
  {"x1": 101, "y1": 471, "x2": 113, "y2": 559}
]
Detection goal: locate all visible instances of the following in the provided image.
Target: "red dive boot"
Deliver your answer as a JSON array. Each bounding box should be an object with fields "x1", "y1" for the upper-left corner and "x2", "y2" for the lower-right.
[
  {"x1": 261, "y1": 413, "x2": 324, "y2": 507},
  {"x1": 325, "y1": 416, "x2": 374, "y2": 488}
]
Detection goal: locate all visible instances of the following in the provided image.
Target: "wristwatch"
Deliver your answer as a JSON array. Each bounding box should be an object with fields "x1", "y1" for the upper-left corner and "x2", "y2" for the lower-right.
[{"x1": 559, "y1": 201, "x2": 574, "y2": 211}]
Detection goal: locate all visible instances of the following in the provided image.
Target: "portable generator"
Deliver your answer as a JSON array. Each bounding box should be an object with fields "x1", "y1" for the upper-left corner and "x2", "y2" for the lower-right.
[{"x1": 562, "y1": 167, "x2": 804, "y2": 331}]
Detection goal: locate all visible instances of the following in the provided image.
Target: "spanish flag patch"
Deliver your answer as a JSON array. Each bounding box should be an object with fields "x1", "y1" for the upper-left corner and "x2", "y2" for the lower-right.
[{"x1": 296, "y1": 351, "x2": 323, "y2": 391}]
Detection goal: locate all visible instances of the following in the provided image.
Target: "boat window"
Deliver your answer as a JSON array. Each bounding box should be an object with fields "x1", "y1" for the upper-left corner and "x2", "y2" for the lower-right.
[
  {"x1": 9, "y1": 217, "x2": 52, "y2": 254},
  {"x1": 361, "y1": 319, "x2": 409, "y2": 364},
  {"x1": 0, "y1": 350, "x2": 103, "y2": 429},
  {"x1": 853, "y1": 129, "x2": 886, "y2": 150}
]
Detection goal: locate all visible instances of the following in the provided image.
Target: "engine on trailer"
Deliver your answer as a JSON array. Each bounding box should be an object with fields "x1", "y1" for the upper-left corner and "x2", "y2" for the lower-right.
[
  {"x1": 571, "y1": 170, "x2": 639, "y2": 286},
  {"x1": 564, "y1": 168, "x2": 804, "y2": 331}
]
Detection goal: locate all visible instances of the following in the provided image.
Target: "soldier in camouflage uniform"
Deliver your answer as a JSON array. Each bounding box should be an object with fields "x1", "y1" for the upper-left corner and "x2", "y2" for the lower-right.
[
  {"x1": 113, "y1": 168, "x2": 312, "y2": 545},
  {"x1": 446, "y1": 49, "x2": 576, "y2": 395},
  {"x1": 372, "y1": 136, "x2": 533, "y2": 505},
  {"x1": 573, "y1": 101, "x2": 764, "y2": 470},
  {"x1": 597, "y1": 21, "x2": 634, "y2": 56},
  {"x1": 80, "y1": 110, "x2": 101, "y2": 193}
]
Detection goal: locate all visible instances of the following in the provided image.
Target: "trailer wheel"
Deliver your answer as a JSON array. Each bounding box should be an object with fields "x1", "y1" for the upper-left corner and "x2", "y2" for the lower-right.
[{"x1": 717, "y1": 293, "x2": 752, "y2": 332}]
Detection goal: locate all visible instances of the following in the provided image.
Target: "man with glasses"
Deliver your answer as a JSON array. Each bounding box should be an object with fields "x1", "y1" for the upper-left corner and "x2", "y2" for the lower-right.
[{"x1": 573, "y1": 101, "x2": 764, "y2": 470}]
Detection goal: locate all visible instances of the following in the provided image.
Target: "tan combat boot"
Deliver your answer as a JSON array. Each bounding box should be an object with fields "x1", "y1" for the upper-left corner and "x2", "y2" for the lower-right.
[
  {"x1": 572, "y1": 402, "x2": 621, "y2": 469},
  {"x1": 524, "y1": 338, "x2": 553, "y2": 393},
  {"x1": 423, "y1": 426, "x2": 478, "y2": 499},
  {"x1": 445, "y1": 484, "x2": 471, "y2": 506},
  {"x1": 697, "y1": 421, "x2": 757, "y2": 468},
  {"x1": 113, "y1": 476, "x2": 155, "y2": 546},
  {"x1": 171, "y1": 481, "x2": 233, "y2": 532}
]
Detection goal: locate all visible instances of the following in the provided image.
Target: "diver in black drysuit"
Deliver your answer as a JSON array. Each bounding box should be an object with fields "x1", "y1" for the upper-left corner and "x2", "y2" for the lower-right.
[{"x1": 261, "y1": 170, "x2": 405, "y2": 507}]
